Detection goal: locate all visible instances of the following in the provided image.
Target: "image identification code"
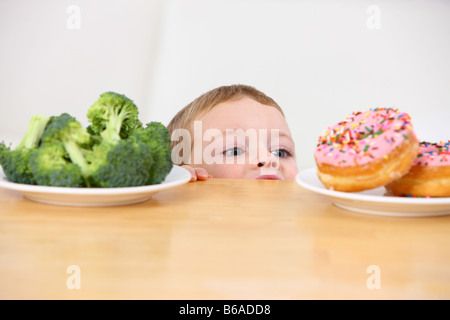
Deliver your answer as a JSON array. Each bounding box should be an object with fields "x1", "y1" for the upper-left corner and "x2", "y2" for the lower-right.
[{"x1": 179, "y1": 304, "x2": 271, "y2": 317}]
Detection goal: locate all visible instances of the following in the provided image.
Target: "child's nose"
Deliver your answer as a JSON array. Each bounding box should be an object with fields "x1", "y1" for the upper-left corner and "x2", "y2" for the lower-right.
[
  {"x1": 255, "y1": 151, "x2": 279, "y2": 170},
  {"x1": 257, "y1": 161, "x2": 278, "y2": 168}
]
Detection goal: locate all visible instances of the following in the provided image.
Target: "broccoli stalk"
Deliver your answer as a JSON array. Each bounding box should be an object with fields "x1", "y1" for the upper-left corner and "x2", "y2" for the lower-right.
[
  {"x1": 100, "y1": 106, "x2": 133, "y2": 143},
  {"x1": 62, "y1": 139, "x2": 90, "y2": 178},
  {"x1": 0, "y1": 115, "x2": 50, "y2": 184},
  {"x1": 16, "y1": 115, "x2": 50, "y2": 151}
]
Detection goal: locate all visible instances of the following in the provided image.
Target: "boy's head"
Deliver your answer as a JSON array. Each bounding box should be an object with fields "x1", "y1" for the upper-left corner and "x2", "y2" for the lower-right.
[{"x1": 168, "y1": 84, "x2": 298, "y2": 180}]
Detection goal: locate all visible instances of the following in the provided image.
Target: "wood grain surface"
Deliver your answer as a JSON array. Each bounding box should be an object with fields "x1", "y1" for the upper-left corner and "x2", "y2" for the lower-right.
[{"x1": 0, "y1": 178, "x2": 449, "y2": 299}]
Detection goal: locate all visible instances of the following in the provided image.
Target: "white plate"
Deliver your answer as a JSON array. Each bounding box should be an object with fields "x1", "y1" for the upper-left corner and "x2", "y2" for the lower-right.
[
  {"x1": 296, "y1": 168, "x2": 450, "y2": 217},
  {"x1": 0, "y1": 165, "x2": 191, "y2": 207}
]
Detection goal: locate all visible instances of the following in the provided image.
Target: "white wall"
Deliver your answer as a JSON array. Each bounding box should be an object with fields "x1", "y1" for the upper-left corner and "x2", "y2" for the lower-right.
[
  {"x1": 1, "y1": 0, "x2": 449, "y2": 171},
  {"x1": 0, "y1": 0, "x2": 163, "y2": 141}
]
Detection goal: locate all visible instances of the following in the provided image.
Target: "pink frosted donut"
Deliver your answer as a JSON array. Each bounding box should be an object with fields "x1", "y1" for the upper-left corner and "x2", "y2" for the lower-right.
[
  {"x1": 385, "y1": 141, "x2": 450, "y2": 197},
  {"x1": 314, "y1": 108, "x2": 419, "y2": 192}
]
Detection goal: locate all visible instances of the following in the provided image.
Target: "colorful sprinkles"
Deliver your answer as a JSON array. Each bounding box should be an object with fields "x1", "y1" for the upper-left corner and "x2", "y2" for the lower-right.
[
  {"x1": 414, "y1": 141, "x2": 450, "y2": 166},
  {"x1": 396, "y1": 194, "x2": 431, "y2": 198},
  {"x1": 315, "y1": 108, "x2": 415, "y2": 167}
]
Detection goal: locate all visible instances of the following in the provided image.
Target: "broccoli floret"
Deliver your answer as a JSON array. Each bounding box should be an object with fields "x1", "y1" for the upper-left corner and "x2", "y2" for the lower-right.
[
  {"x1": 40, "y1": 113, "x2": 92, "y2": 181},
  {"x1": 0, "y1": 115, "x2": 50, "y2": 184},
  {"x1": 87, "y1": 91, "x2": 142, "y2": 142},
  {"x1": 86, "y1": 131, "x2": 154, "y2": 188},
  {"x1": 30, "y1": 142, "x2": 85, "y2": 187},
  {"x1": 85, "y1": 122, "x2": 172, "y2": 188},
  {"x1": 84, "y1": 91, "x2": 164, "y2": 187},
  {"x1": 138, "y1": 122, "x2": 173, "y2": 184}
]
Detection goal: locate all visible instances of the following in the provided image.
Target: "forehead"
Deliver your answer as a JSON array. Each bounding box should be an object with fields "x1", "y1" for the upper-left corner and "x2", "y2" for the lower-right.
[{"x1": 197, "y1": 97, "x2": 291, "y2": 134}]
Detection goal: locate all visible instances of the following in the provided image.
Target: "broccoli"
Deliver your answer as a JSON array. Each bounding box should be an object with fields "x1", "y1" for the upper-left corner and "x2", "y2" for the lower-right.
[
  {"x1": 86, "y1": 130, "x2": 155, "y2": 187},
  {"x1": 85, "y1": 123, "x2": 172, "y2": 188},
  {"x1": 30, "y1": 142, "x2": 85, "y2": 187},
  {"x1": 1, "y1": 92, "x2": 173, "y2": 188},
  {"x1": 83, "y1": 92, "x2": 168, "y2": 188},
  {"x1": 137, "y1": 122, "x2": 173, "y2": 184},
  {"x1": 85, "y1": 91, "x2": 144, "y2": 186},
  {"x1": 87, "y1": 91, "x2": 142, "y2": 141},
  {"x1": 0, "y1": 115, "x2": 50, "y2": 184},
  {"x1": 38, "y1": 113, "x2": 92, "y2": 185}
]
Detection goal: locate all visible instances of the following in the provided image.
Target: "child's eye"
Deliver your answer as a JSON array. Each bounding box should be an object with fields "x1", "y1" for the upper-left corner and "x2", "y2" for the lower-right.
[
  {"x1": 224, "y1": 147, "x2": 244, "y2": 156},
  {"x1": 271, "y1": 149, "x2": 291, "y2": 158}
]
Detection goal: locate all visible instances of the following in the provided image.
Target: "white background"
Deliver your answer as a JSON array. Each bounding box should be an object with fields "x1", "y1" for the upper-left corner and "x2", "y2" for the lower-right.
[{"x1": 1, "y1": 0, "x2": 449, "y2": 171}]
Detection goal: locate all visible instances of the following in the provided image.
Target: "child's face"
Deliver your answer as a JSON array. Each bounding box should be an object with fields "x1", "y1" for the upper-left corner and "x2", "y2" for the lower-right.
[{"x1": 191, "y1": 97, "x2": 298, "y2": 180}]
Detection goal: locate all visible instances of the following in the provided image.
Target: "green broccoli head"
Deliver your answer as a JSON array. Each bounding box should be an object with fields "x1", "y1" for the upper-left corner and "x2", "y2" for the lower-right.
[
  {"x1": 0, "y1": 115, "x2": 50, "y2": 184},
  {"x1": 0, "y1": 143, "x2": 36, "y2": 185},
  {"x1": 86, "y1": 133, "x2": 154, "y2": 188},
  {"x1": 30, "y1": 142, "x2": 85, "y2": 187},
  {"x1": 138, "y1": 122, "x2": 173, "y2": 184},
  {"x1": 42, "y1": 113, "x2": 91, "y2": 146},
  {"x1": 41, "y1": 113, "x2": 91, "y2": 178},
  {"x1": 87, "y1": 91, "x2": 142, "y2": 142}
]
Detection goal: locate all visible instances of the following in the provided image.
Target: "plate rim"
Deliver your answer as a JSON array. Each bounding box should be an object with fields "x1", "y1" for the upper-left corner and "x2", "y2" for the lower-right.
[
  {"x1": 0, "y1": 165, "x2": 192, "y2": 196},
  {"x1": 296, "y1": 167, "x2": 450, "y2": 205}
]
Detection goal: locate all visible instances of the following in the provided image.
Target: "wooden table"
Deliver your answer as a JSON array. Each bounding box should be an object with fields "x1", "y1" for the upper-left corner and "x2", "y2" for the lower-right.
[{"x1": 0, "y1": 178, "x2": 449, "y2": 300}]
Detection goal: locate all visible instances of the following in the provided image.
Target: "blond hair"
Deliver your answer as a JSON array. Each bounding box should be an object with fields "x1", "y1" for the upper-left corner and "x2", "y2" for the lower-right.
[{"x1": 167, "y1": 84, "x2": 284, "y2": 149}]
